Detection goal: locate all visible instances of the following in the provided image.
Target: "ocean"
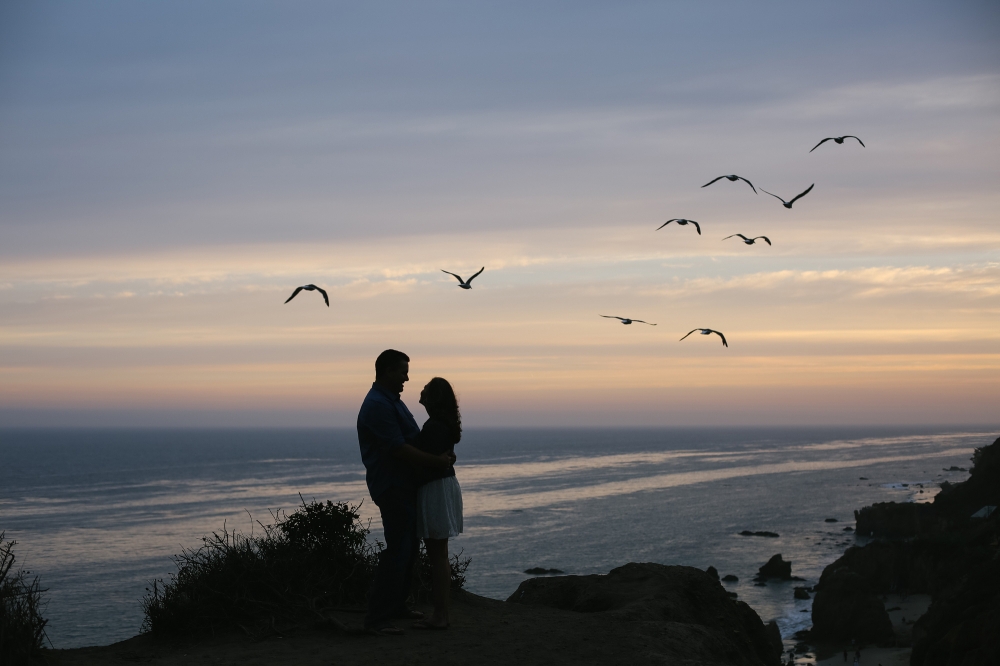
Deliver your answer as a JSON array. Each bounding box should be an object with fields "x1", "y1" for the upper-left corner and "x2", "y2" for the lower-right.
[{"x1": 0, "y1": 426, "x2": 993, "y2": 650}]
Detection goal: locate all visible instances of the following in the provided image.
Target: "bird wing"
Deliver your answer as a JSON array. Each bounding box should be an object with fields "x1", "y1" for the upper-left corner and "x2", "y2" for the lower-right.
[
  {"x1": 789, "y1": 183, "x2": 814, "y2": 204},
  {"x1": 756, "y1": 236, "x2": 771, "y2": 246},
  {"x1": 284, "y1": 286, "x2": 304, "y2": 304},
  {"x1": 737, "y1": 177, "x2": 757, "y2": 194},
  {"x1": 701, "y1": 176, "x2": 725, "y2": 188},
  {"x1": 600, "y1": 315, "x2": 625, "y2": 321},
  {"x1": 466, "y1": 267, "x2": 485, "y2": 284},
  {"x1": 711, "y1": 330, "x2": 729, "y2": 347},
  {"x1": 657, "y1": 219, "x2": 678, "y2": 230},
  {"x1": 809, "y1": 137, "x2": 833, "y2": 152},
  {"x1": 315, "y1": 286, "x2": 330, "y2": 306},
  {"x1": 760, "y1": 189, "x2": 786, "y2": 204},
  {"x1": 722, "y1": 234, "x2": 747, "y2": 241},
  {"x1": 844, "y1": 136, "x2": 865, "y2": 147},
  {"x1": 690, "y1": 220, "x2": 701, "y2": 235},
  {"x1": 633, "y1": 320, "x2": 657, "y2": 326},
  {"x1": 441, "y1": 270, "x2": 465, "y2": 284},
  {"x1": 679, "y1": 329, "x2": 699, "y2": 341}
]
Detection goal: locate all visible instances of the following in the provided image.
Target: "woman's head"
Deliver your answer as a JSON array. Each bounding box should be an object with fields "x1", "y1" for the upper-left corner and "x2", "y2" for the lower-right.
[{"x1": 419, "y1": 377, "x2": 461, "y2": 443}]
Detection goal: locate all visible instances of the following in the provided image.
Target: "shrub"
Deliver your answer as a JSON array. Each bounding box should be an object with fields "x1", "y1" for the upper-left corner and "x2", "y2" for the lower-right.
[
  {"x1": 142, "y1": 497, "x2": 470, "y2": 638},
  {"x1": 0, "y1": 533, "x2": 49, "y2": 663}
]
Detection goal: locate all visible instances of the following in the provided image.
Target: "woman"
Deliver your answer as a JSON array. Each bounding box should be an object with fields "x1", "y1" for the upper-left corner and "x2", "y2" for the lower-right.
[{"x1": 412, "y1": 377, "x2": 463, "y2": 630}]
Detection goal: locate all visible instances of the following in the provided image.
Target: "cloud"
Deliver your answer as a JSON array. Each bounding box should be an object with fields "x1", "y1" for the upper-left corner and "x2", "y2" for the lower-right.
[{"x1": 643, "y1": 263, "x2": 1000, "y2": 300}]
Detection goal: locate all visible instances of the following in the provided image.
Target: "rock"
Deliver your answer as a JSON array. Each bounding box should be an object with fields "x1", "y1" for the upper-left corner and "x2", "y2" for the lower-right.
[
  {"x1": 824, "y1": 518, "x2": 838, "y2": 523},
  {"x1": 726, "y1": 591, "x2": 738, "y2": 598},
  {"x1": 757, "y1": 554, "x2": 792, "y2": 581},
  {"x1": 793, "y1": 587, "x2": 810, "y2": 600},
  {"x1": 524, "y1": 567, "x2": 564, "y2": 575},
  {"x1": 740, "y1": 530, "x2": 780, "y2": 538},
  {"x1": 843, "y1": 526, "x2": 854, "y2": 532},
  {"x1": 854, "y1": 501, "x2": 942, "y2": 538},
  {"x1": 859, "y1": 477, "x2": 868, "y2": 480},
  {"x1": 765, "y1": 621, "x2": 781, "y2": 657},
  {"x1": 943, "y1": 466, "x2": 966, "y2": 471},
  {"x1": 811, "y1": 567, "x2": 893, "y2": 643},
  {"x1": 706, "y1": 565, "x2": 720, "y2": 580},
  {"x1": 508, "y1": 562, "x2": 783, "y2": 665},
  {"x1": 723, "y1": 574, "x2": 739, "y2": 582}
]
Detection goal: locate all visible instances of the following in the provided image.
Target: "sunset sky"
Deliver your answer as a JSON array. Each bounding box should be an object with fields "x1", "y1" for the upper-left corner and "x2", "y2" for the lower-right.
[{"x1": 1, "y1": 1, "x2": 998, "y2": 427}]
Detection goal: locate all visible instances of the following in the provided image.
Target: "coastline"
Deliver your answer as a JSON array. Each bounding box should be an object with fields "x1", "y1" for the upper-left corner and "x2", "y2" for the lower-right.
[{"x1": 11, "y1": 428, "x2": 996, "y2": 663}]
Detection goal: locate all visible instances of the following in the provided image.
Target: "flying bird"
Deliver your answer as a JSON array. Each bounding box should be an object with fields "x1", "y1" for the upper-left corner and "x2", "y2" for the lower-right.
[
  {"x1": 284, "y1": 284, "x2": 329, "y2": 307},
  {"x1": 657, "y1": 219, "x2": 701, "y2": 235},
  {"x1": 810, "y1": 135, "x2": 865, "y2": 152},
  {"x1": 601, "y1": 315, "x2": 656, "y2": 326},
  {"x1": 441, "y1": 267, "x2": 485, "y2": 289},
  {"x1": 679, "y1": 328, "x2": 728, "y2": 347},
  {"x1": 761, "y1": 184, "x2": 814, "y2": 209},
  {"x1": 723, "y1": 233, "x2": 771, "y2": 246},
  {"x1": 702, "y1": 175, "x2": 757, "y2": 194}
]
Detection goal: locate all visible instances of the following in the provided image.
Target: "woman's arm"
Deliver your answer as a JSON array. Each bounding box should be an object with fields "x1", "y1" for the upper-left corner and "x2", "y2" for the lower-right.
[{"x1": 391, "y1": 442, "x2": 456, "y2": 469}]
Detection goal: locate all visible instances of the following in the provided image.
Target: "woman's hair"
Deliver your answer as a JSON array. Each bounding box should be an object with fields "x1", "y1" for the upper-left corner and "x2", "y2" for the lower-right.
[{"x1": 423, "y1": 377, "x2": 461, "y2": 444}]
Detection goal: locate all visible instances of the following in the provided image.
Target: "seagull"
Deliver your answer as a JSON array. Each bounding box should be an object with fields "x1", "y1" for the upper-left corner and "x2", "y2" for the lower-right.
[
  {"x1": 723, "y1": 233, "x2": 771, "y2": 246},
  {"x1": 284, "y1": 284, "x2": 329, "y2": 307},
  {"x1": 810, "y1": 136, "x2": 865, "y2": 152},
  {"x1": 679, "y1": 328, "x2": 728, "y2": 347},
  {"x1": 702, "y1": 175, "x2": 757, "y2": 194},
  {"x1": 761, "y1": 184, "x2": 814, "y2": 209},
  {"x1": 601, "y1": 315, "x2": 656, "y2": 326},
  {"x1": 441, "y1": 267, "x2": 485, "y2": 289},
  {"x1": 657, "y1": 219, "x2": 701, "y2": 235}
]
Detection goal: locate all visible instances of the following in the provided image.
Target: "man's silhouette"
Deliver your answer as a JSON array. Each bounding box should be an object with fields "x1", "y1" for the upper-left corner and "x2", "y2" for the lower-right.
[{"x1": 357, "y1": 349, "x2": 455, "y2": 634}]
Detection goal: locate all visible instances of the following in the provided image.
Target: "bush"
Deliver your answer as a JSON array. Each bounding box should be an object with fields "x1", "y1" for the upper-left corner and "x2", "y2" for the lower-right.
[
  {"x1": 0, "y1": 533, "x2": 49, "y2": 663},
  {"x1": 142, "y1": 497, "x2": 470, "y2": 638}
]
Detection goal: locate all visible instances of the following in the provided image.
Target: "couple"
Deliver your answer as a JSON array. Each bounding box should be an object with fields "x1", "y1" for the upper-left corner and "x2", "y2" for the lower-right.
[{"x1": 356, "y1": 349, "x2": 464, "y2": 635}]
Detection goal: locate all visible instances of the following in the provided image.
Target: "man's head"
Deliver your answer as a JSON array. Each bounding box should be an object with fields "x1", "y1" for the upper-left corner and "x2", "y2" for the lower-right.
[{"x1": 374, "y1": 349, "x2": 410, "y2": 396}]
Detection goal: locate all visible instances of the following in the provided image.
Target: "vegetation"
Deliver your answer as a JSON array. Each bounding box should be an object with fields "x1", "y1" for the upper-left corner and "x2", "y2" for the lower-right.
[
  {"x1": 142, "y1": 497, "x2": 469, "y2": 638},
  {"x1": 0, "y1": 533, "x2": 49, "y2": 663}
]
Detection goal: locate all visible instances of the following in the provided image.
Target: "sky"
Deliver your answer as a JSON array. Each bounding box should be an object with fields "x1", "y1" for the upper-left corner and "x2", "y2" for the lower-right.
[{"x1": 1, "y1": 1, "x2": 998, "y2": 427}]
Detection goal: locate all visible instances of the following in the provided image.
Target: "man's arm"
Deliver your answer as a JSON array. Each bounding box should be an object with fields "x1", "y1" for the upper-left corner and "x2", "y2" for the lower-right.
[{"x1": 390, "y1": 443, "x2": 456, "y2": 469}]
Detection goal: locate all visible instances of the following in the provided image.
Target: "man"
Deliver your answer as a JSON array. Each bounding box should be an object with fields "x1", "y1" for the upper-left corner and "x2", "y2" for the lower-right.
[{"x1": 357, "y1": 349, "x2": 456, "y2": 635}]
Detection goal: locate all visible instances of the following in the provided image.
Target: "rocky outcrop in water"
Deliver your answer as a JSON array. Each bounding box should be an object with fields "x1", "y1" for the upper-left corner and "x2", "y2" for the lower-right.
[
  {"x1": 755, "y1": 554, "x2": 793, "y2": 581},
  {"x1": 508, "y1": 562, "x2": 783, "y2": 665}
]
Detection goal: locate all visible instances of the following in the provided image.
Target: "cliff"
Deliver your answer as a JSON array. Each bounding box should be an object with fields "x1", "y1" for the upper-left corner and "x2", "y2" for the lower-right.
[
  {"x1": 44, "y1": 563, "x2": 781, "y2": 666},
  {"x1": 810, "y1": 435, "x2": 1000, "y2": 665}
]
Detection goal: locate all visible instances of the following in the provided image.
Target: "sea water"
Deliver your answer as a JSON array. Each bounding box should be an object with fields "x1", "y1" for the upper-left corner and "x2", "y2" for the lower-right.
[{"x1": 0, "y1": 426, "x2": 993, "y2": 649}]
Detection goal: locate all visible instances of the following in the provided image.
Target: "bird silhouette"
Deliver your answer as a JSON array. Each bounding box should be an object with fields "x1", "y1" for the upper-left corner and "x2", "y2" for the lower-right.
[
  {"x1": 702, "y1": 175, "x2": 757, "y2": 194},
  {"x1": 657, "y1": 219, "x2": 701, "y2": 235},
  {"x1": 810, "y1": 136, "x2": 865, "y2": 152},
  {"x1": 679, "y1": 328, "x2": 728, "y2": 347},
  {"x1": 761, "y1": 184, "x2": 814, "y2": 209},
  {"x1": 723, "y1": 233, "x2": 771, "y2": 246},
  {"x1": 601, "y1": 315, "x2": 656, "y2": 326},
  {"x1": 441, "y1": 267, "x2": 485, "y2": 289},
  {"x1": 285, "y1": 284, "x2": 329, "y2": 306}
]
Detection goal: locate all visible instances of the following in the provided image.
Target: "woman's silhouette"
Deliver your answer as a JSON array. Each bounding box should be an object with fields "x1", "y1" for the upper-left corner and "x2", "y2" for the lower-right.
[{"x1": 412, "y1": 377, "x2": 464, "y2": 629}]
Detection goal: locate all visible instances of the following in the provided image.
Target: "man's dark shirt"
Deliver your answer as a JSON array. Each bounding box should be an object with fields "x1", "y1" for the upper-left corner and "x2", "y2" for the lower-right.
[
  {"x1": 357, "y1": 382, "x2": 421, "y2": 501},
  {"x1": 413, "y1": 417, "x2": 458, "y2": 486}
]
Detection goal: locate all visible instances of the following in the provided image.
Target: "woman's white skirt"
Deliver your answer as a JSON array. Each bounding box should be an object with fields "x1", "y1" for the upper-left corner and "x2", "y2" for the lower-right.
[{"x1": 416, "y1": 476, "x2": 463, "y2": 539}]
